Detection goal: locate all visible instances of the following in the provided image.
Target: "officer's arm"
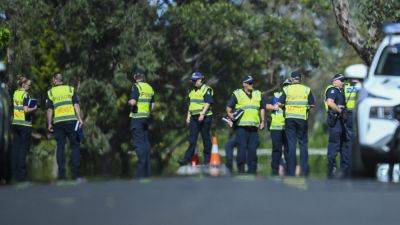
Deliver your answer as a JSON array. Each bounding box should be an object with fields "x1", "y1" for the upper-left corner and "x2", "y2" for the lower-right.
[
  {"x1": 260, "y1": 108, "x2": 265, "y2": 123},
  {"x1": 200, "y1": 88, "x2": 213, "y2": 115},
  {"x1": 46, "y1": 98, "x2": 54, "y2": 128},
  {"x1": 226, "y1": 94, "x2": 237, "y2": 119},
  {"x1": 128, "y1": 85, "x2": 139, "y2": 106},
  {"x1": 74, "y1": 103, "x2": 83, "y2": 122},
  {"x1": 128, "y1": 99, "x2": 137, "y2": 106},
  {"x1": 308, "y1": 91, "x2": 316, "y2": 109},
  {"x1": 226, "y1": 106, "x2": 234, "y2": 119},
  {"x1": 47, "y1": 108, "x2": 53, "y2": 128},
  {"x1": 23, "y1": 94, "x2": 36, "y2": 113},
  {"x1": 326, "y1": 98, "x2": 341, "y2": 113},
  {"x1": 72, "y1": 93, "x2": 83, "y2": 124},
  {"x1": 150, "y1": 95, "x2": 155, "y2": 111},
  {"x1": 266, "y1": 104, "x2": 275, "y2": 110},
  {"x1": 23, "y1": 103, "x2": 36, "y2": 113},
  {"x1": 200, "y1": 103, "x2": 210, "y2": 116},
  {"x1": 277, "y1": 92, "x2": 286, "y2": 107}
]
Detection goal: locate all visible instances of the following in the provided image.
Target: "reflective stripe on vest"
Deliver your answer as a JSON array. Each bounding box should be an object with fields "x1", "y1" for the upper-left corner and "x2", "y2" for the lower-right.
[
  {"x1": 129, "y1": 82, "x2": 154, "y2": 119},
  {"x1": 283, "y1": 84, "x2": 310, "y2": 120},
  {"x1": 234, "y1": 89, "x2": 261, "y2": 127},
  {"x1": 344, "y1": 83, "x2": 357, "y2": 110},
  {"x1": 48, "y1": 85, "x2": 77, "y2": 123},
  {"x1": 12, "y1": 89, "x2": 32, "y2": 127},
  {"x1": 270, "y1": 92, "x2": 285, "y2": 130},
  {"x1": 188, "y1": 84, "x2": 213, "y2": 116}
]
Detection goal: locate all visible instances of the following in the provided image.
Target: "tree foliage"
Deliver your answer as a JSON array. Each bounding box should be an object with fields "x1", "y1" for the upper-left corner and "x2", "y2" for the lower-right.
[{"x1": 0, "y1": 0, "x2": 389, "y2": 178}]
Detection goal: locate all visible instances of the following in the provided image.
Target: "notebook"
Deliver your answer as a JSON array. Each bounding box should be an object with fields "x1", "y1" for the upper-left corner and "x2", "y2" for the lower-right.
[{"x1": 28, "y1": 98, "x2": 37, "y2": 108}]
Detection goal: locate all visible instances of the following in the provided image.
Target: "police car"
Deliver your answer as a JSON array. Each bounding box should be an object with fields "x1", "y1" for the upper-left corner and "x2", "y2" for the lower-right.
[{"x1": 345, "y1": 23, "x2": 400, "y2": 177}]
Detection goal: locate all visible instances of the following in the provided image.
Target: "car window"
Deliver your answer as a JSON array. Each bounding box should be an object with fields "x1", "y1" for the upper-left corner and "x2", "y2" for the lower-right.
[{"x1": 375, "y1": 44, "x2": 400, "y2": 76}]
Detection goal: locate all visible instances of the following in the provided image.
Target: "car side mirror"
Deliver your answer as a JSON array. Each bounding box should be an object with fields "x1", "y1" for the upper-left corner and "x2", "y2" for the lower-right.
[{"x1": 344, "y1": 64, "x2": 368, "y2": 80}]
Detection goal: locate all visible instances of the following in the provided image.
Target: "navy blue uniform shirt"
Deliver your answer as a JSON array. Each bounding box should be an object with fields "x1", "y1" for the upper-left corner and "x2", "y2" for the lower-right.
[{"x1": 326, "y1": 86, "x2": 345, "y2": 113}]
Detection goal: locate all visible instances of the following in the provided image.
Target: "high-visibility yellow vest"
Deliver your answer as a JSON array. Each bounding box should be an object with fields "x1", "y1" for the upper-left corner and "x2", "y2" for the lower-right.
[
  {"x1": 283, "y1": 84, "x2": 311, "y2": 120},
  {"x1": 12, "y1": 89, "x2": 31, "y2": 127},
  {"x1": 48, "y1": 85, "x2": 77, "y2": 124},
  {"x1": 188, "y1": 84, "x2": 213, "y2": 116},
  {"x1": 270, "y1": 92, "x2": 285, "y2": 130},
  {"x1": 234, "y1": 89, "x2": 261, "y2": 127},
  {"x1": 324, "y1": 85, "x2": 334, "y2": 111},
  {"x1": 129, "y1": 82, "x2": 154, "y2": 119},
  {"x1": 344, "y1": 82, "x2": 357, "y2": 110}
]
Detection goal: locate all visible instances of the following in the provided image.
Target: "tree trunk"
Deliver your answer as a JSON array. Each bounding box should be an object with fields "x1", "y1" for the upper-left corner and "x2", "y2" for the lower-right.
[{"x1": 331, "y1": 0, "x2": 373, "y2": 65}]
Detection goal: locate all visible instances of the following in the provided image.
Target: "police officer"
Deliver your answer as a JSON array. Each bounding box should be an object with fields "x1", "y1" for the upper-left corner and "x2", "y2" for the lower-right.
[
  {"x1": 343, "y1": 78, "x2": 360, "y2": 151},
  {"x1": 226, "y1": 75, "x2": 266, "y2": 174},
  {"x1": 47, "y1": 73, "x2": 83, "y2": 180},
  {"x1": 278, "y1": 71, "x2": 315, "y2": 176},
  {"x1": 128, "y1": 69, "x2": 155, "y2": 178},
  {"x1": 325, "y1": 73, "x2": 349, "y2": 178},
  {"x1": 266, "y1": 79, "x2": 290, "y2": 176},
  {"x1": 179, "y1": 72, "x2": 213, "y2": 166},
  {"x1": 11, "y1": 75, "x2": 37, "y2": 181}
]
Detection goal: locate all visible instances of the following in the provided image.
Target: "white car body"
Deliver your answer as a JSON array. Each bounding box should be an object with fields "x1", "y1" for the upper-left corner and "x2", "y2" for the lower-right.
[{"x1": 357, "y1": 34, "x2": 400, "y2": 156}]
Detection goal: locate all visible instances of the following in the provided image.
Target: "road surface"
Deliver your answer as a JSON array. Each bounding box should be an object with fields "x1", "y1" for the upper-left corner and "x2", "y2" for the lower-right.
[{"x1": 0, "y1": 176, "x2": 399, "y2": 225}]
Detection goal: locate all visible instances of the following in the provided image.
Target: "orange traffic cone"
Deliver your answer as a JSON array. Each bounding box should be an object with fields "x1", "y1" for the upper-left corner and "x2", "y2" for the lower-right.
[
  {"x1": 210, "y1": 136, "x2": 221, "y2": 166},
  {"x1": 191, "y1": 150, "x2": 200, "y2": 167}
]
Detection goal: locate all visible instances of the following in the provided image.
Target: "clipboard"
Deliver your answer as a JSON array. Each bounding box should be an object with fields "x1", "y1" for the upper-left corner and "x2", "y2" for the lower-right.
[{"x1": 28, "y1": 98, "x2": 37, "y2": 108}]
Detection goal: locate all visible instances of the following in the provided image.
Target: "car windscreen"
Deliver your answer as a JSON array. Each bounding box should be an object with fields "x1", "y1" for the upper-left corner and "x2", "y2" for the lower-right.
[{"x1": 375, "y1": 44, "x2": 400, "y2": 76}]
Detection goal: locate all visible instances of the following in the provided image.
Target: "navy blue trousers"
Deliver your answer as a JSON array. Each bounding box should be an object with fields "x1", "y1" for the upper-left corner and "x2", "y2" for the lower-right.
[
  {"x1": 183, "y1": 116, "x2": 212, "y2": 164},
  {"x1": 270, "y1": 129, "x2": 288, "y2": 175},
  {"x1": 225, "y1": 134, "x2": 236, "y2": 171},
  {"x1": 131, "y1": 119, "x2": 151, "y2": 178},
  {"x1": 327, "y1": 117, "x2": 350, "y2": 177},
  {"x1": 236, "y1": 126, "x2": 259, "y2": 174},
  {"x1": 11, "y1": 125, "x2": 31, "y2": 181},
  {"x1": 54, "y1": 121, "x2": 80, "y2": 179},
  {"x1": 285, "y1": 119, "x2": 309, "y2": 176},
  {"x1": 345, "y1": 110, "x2": 353, "y2": 161}
]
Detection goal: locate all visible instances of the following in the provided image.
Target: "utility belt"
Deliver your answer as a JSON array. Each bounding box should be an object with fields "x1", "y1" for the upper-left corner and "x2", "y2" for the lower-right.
[
  {"x1": 327, "y1": 111, "x2": 351, "y2": 141},
  {"x1": 327, "y1": 110, "x2": 347, "y2": 127}
]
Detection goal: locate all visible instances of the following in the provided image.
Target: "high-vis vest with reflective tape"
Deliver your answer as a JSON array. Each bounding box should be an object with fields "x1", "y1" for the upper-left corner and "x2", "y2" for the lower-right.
[
  {"x1": 48, "y1": 85, "x2": 77, "y2": 124},
  {"x1": 283, "y1": 84, "x2": 311, "y2": 120},
  {"x1": 12, "y1": 89, "x2": 31, "y2": 127},
  {"x1": 270, "y1": 92, "x2": 285, "y2": 130},
  {"x1": 344, "y1": 82, "x2": 357, "y2": 110},
  {"x1": 188, "y1": 84, "x2": 213, "y2": 116},
  {"x1": 234, "y1": 89, "x2": 261, "y2": 127},
  {"x1": 129, "y1": 82, "x2": 154, "y2": 119},
  {"x1": 324, "y1": 85, "x2": 334, "y2": 111}
]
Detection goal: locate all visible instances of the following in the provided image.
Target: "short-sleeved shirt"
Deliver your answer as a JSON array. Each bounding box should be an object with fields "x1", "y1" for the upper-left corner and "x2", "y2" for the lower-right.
[
  {"x1": 226, "y1": 90, "x2": 267, "y2": 109},
  {"x1": 46, "y1": 92, "x2": 79, "y2": 109},
  {"x1": 326, "y1": 86, "x2": 345, "y2": 113}
]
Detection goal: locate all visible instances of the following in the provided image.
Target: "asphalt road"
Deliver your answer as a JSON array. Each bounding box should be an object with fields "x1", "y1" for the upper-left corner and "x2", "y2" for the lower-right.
[{"x1": 1, "y1": 176, "x2": 399, "y2": 225}]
